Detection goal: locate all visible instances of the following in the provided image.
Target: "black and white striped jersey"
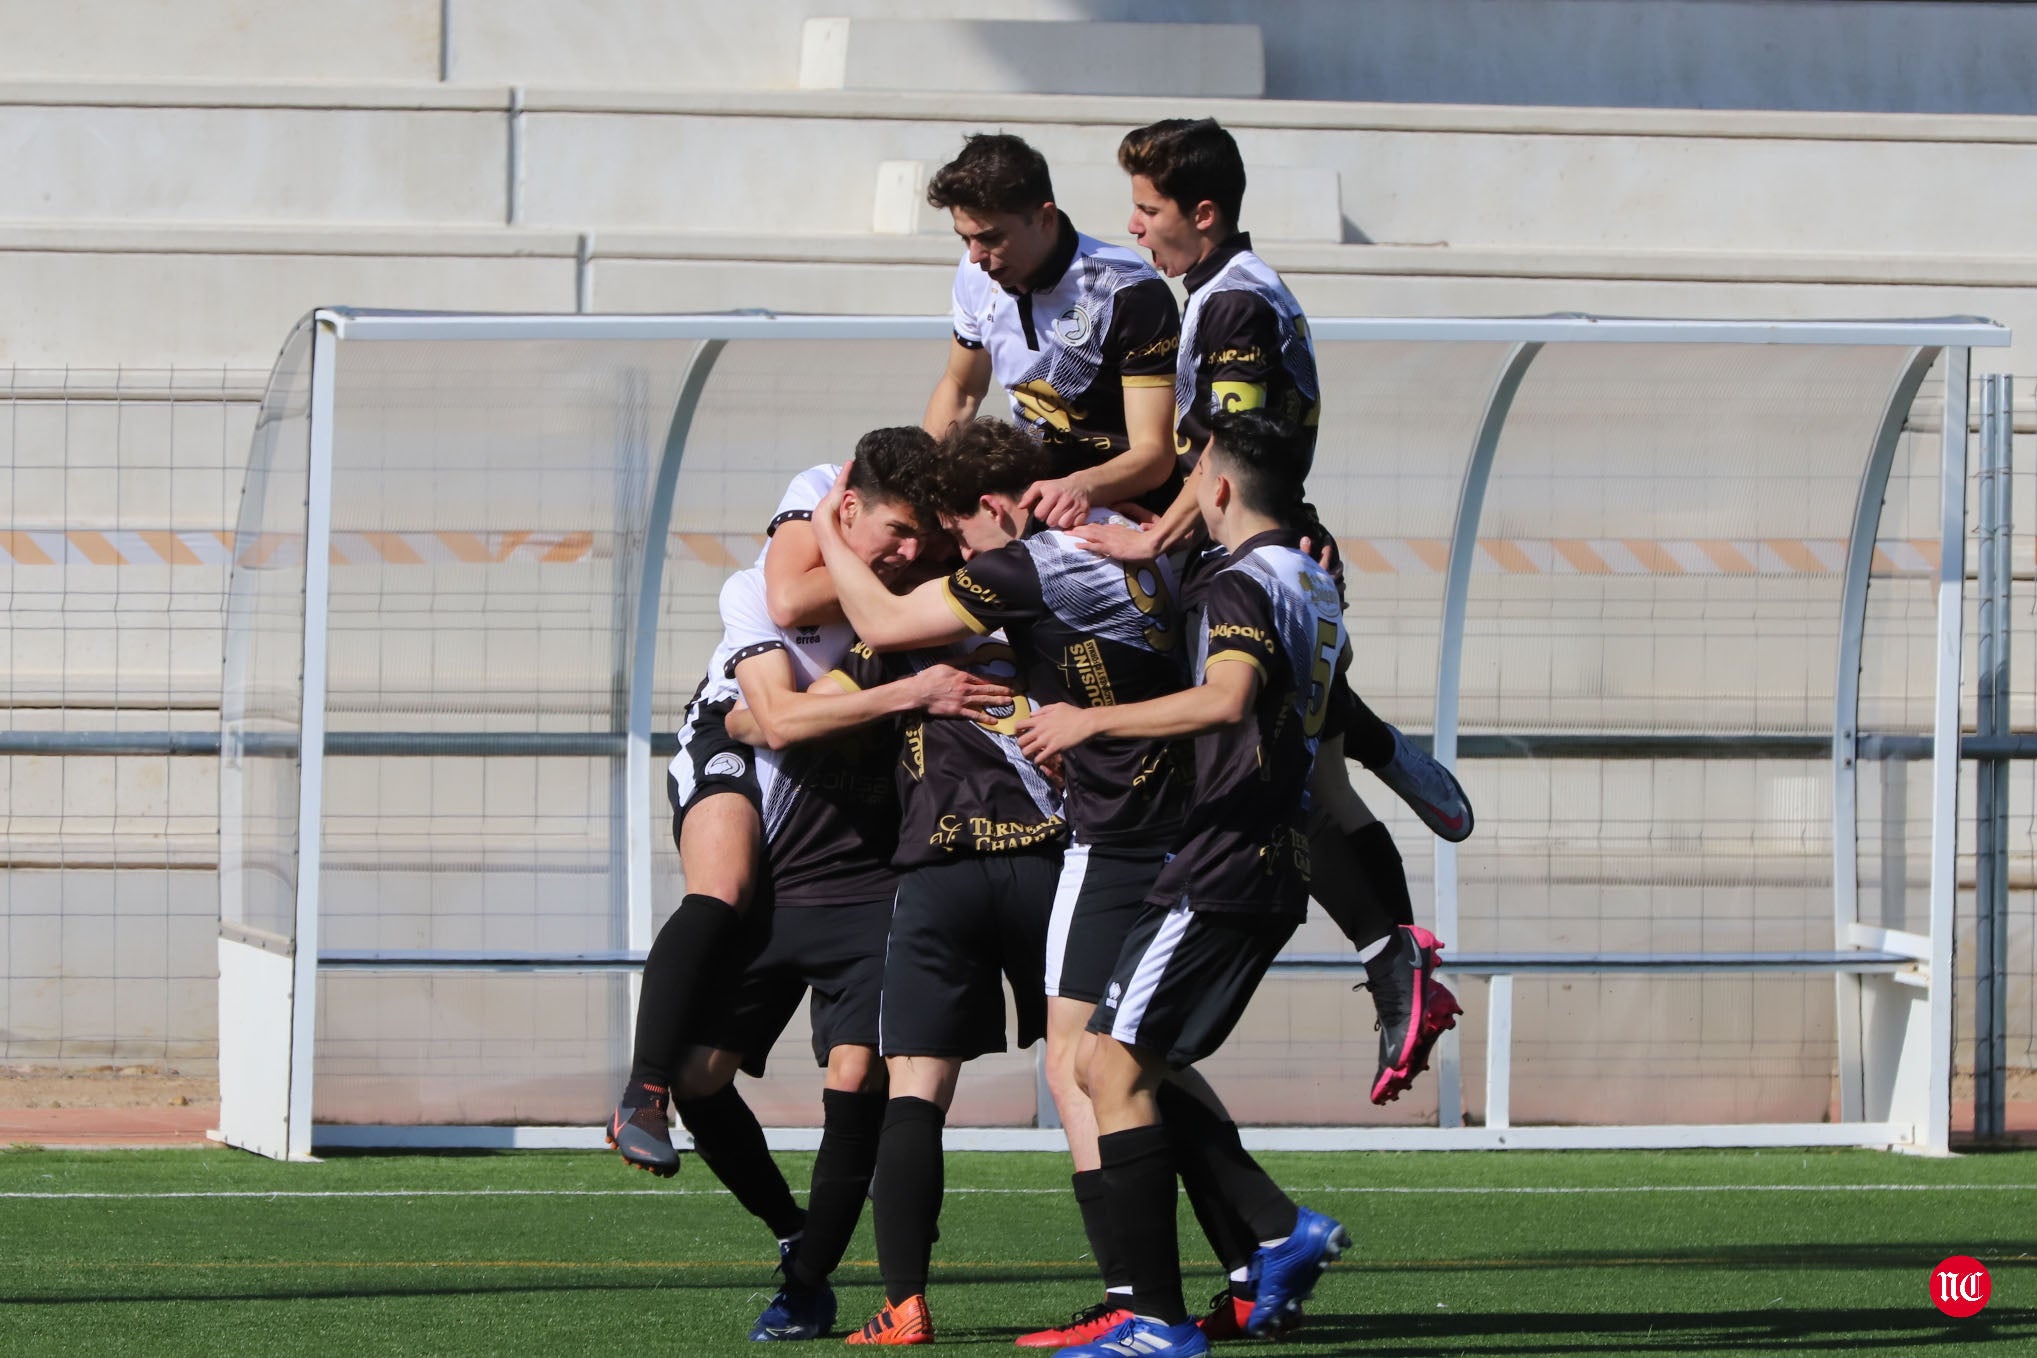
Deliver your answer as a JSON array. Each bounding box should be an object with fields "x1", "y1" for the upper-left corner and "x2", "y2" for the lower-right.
[
  {"x1": 1151, "y1": 529, "x2": 1347, "y2": 916},
  {"x1": 951, "y1": 214, "x2": 1181, "y2": 501},
  {"x1": 937, "y1": 518, "x2": 1192, "y2": 851},
  {"x1": 1174, "y1": 233, "x2": 1320, "y2": 468},
  {"x1": 670, "y1": 552, "x2": 896, "y2": 906},
  {"x1": 832, "y1": 634, "x2": 1066, "y2": 869}
]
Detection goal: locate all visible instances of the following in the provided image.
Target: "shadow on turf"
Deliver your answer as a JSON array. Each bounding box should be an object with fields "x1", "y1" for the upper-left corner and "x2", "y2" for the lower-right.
[
  {"x1": 1291, "y1": 1307, "x2": 2032, "y2": 1354},
  {"x1": 1333, "y1": 1241, "x2": 2037, "y2": 1274}
]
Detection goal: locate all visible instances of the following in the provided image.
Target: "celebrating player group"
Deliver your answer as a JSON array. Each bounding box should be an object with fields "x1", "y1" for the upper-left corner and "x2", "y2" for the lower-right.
[{"x1": 605, "y1": 120, "x2": 1475, "y2": 1355}]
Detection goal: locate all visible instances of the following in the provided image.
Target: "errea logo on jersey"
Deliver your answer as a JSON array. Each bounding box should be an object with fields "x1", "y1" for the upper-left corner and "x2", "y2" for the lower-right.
[{"x1": 795, "y1": 626, "x2": 822, "y2": 645}]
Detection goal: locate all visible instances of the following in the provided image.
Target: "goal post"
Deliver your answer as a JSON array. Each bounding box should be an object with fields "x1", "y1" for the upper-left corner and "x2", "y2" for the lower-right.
[{"x1": 216, "y1": 310, "x2": 2008, "y2": 1160}]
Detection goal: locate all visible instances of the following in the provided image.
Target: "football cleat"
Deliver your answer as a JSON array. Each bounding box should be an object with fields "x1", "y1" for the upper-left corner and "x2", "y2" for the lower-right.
[
  {"x1": 1394, "y1": 976, "x2": 1465, "y2": 1097},
  {"x1": 605, "y1": 1081, "x2": 679, "y2": 1177},
  {"x1": 1051, "y1": 1315, "x2": 1209, "y2": 1357},
  {"x1": 1015, "y1": 1301, "x2": 1133, "y2": 1348},
  {"x1": 846, "y1": 1294, "x2": 933, "y2": 1346},
  {"x1": 1195, "y1": 1289, "x2": 1260, "y2": 1341},
  {"x1": 1246, "y1": 1207, "x2": 1349, "y2": 1338},
  {"x1": 1363, "y1": 926, "x2": 1462, "y2": 1105},
  {"x1": 750, "y1": 1281, "x2": 837, "y2": 1342},
  {"x1": 1373, "y1": 726, "x2": 1474, "y2": 842}
]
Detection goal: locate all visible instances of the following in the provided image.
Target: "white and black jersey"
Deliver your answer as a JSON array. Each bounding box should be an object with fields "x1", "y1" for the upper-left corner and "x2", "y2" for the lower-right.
[
  {"x1": 752, "y1": 462, "x2": 840, "y2": 566},
  {"x1": 1151, "y1": 529, "x2": 1348, "y2": 917},
  {"x1": 938, "y1": 515, "x2": 1192, "y2": 851},
  {"x1": 670, "y1": 568, "x2": 896, "y2": 904},
  {"x1": 951, "y1": 213, "x2": 1181, "y2": 506},
  {"x1": 1175, "y1": 233, "x2": 1320, "y2": 468},
  {"x1": 833, "y1": 634, "x2": 1066, "y2": 869}
]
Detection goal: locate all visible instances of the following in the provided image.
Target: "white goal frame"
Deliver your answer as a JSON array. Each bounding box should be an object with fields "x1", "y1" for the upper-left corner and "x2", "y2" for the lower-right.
[{"x1": 216, "y1": 311, "x2": 2009, "y2": 1160}]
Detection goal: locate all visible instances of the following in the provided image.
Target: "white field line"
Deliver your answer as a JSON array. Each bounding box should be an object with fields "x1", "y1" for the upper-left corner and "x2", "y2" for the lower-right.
[{"x1": 1, "y1": 1183, "x2": 2033, "y2": 1200}]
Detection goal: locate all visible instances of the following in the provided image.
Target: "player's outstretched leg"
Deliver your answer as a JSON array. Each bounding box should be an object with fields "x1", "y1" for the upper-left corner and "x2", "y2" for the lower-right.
[
  {"x1": 1306, "y1": 754, "x2": 1463, "y2": 1103},
  {"x1": 1362, "y1": 924, "x2": 1464, "y2": 1105},
  {"x1": 613, "y1": 783, "x2": 759, "y2": 1175},
  {"x1": 673, "y1": 1080, "x2": 807, "y2": 1253},
  {"x1": 1338, "y1": 685, "x2": 1473, "y2": 842}
]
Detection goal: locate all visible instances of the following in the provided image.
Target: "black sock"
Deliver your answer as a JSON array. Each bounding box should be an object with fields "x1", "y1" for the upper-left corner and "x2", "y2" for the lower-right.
[
  {"x1": 1351, "y1": 822, "x2": 1415, "y2": 931},
  {"x1": 674, "y1": 1084, "x2": 805, "y2": 1241},
  {"x1": 1073, "y1": 1168, "x2": 1132, "y2": 1295},
  {"x1": 630, "y1": 894, "x2": 739, "y2": 1084},
  {"x1": 1099, "y1": 1125, "x2": 1188, "y2": 1326},
  {"x1": 1365, "y1": 923, "x2": 1414, "y2": 988},
  {"x1": 1154, "y1": 1083, "x2": 1297, "y2": 1244},
  {"x1": 1307, "y1": 824, "x2": 1395, "y2": 952},
  {"x1": 1344, "y1": 692, "x2": 1396, "y2": 771},
  {"x1": 788, "y1": 1088, "x2": 887, "y2": 1291},
  {"x1": 872, "y1": 1096, "x2": 945, "y2": 1305},
  {"x1": 1167, "y1": 1122, "x2": 1256, "y2": 1278}
]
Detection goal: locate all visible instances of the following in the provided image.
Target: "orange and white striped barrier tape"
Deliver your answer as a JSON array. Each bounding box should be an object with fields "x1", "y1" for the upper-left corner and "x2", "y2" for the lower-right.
[{"x1": 0, "y1": 530, "x2": 1964, "y2": 576}]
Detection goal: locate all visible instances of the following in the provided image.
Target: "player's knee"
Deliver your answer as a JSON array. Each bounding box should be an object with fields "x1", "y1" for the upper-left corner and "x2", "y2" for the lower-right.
[
  {"x1": 824, "y1": 1044, "x2": 884, "y2": 1095},
  {"x1": 674, "y1": 1047, "x2": 741, "y2": 1101}
]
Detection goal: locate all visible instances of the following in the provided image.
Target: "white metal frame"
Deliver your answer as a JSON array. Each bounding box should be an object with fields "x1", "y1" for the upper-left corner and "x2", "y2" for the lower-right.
[{"x1": 218, "y1": 309, "x2": 2009, "y2": 1158}]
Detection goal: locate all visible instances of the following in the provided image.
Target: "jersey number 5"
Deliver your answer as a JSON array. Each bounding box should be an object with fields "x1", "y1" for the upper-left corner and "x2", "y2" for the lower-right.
[{"x1": 1302, "y1": 618, "x2": 1341, "y2": 738}]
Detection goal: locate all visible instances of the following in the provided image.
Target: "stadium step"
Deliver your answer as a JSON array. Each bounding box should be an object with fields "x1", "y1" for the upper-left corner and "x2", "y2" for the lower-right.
[
  {"x1": 798, "y1": 18, "x2": 1262, "y2": 98},
  {"x1": 10, "y1": 79, "x2": 2037, "y2": 258},
  {"x1": 873, "y1": 160, "x2": 1343, "y2": 242},
  {"x1": 6, "y1": 3, "x2": 1260, "y2": 97},
  {"x1": 11, "y1": 220, "x2": 2037, "y2": 372}
]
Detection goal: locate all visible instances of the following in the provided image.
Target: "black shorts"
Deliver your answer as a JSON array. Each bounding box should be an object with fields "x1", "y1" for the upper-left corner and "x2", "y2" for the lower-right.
[
  {"x1": 878, "y1": 851, "x2": 1061, "y2": 1060},
  {"x1": 691, "y1": 899, "x2": 891, "y2": 1077},
  {"x1": 1088, "y1": 903, "x2": 1297, "y2": 1068},
  {"x1": 1046, "y1": 845, "x2": 1165, "y2": 1004},
  {"x1": 668, "y1": 695, "x2": 761, "y2": 839}
]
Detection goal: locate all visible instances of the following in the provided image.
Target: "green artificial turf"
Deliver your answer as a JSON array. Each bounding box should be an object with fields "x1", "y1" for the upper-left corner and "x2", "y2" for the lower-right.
[{"x1": 0, "y1": 1146, "x2": 2027, "y2": 1355}]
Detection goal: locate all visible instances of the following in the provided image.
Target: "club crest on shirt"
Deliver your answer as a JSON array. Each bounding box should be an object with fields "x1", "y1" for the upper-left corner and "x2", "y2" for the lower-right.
[
  {"x1": 704, "y1": 751, "x2": 747, "y2": 779},
  {"x1": 1055, "y1": 305, "x2": 1094, "y2": 345},
  {"x1": 1301, "y1": 571, "x2": 1341, "y2": 617}
]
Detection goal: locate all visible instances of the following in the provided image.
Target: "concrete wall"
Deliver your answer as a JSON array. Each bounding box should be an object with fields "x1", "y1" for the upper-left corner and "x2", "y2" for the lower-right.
[{"x1": 8, "y1": 88, "x2": 2037, "y2": 373}]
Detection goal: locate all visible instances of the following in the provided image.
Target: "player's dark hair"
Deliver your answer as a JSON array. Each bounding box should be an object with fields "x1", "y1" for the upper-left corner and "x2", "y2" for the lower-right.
[
  {"x1": 927, "y1": 134, "x2": 1056, "y2": 217},
  {"x1": 929, "y1": 419, "x2": 1051, "y2": 518},
  {"x1": 848, "y1": 425, "x2": 939, "y2": 522},
  {"x1": 1118, "y1": 118, "x2": 1246, "y2": 230},
  {"x1": 1204, "y1": 408, "x2": 1308, "y2": 521}
]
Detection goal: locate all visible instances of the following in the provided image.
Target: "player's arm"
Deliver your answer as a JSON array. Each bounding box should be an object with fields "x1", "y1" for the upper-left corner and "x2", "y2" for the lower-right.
[
  {"x1": 762, "y1": 518, "x2": 846, "y2": 628},
  {"x1": 1073, "y1": 461, "x2": 1205, "y2": 562},
  {"x1": 1023, "y1": 278, "x2": 1181, "y2": 528},
  {"x1": 1077, "y1": 293, "x2": 1285, "y2": 558},
  {"x1": 810, "y1": 473, "x2": 976, "y2": 651},
  {"x1": 1017, "y1": 660, "x2": 1258, "y2": 759},
  {"x1": 1066, "y1": 380, "x2": 1178, "y2": 510},
  {"x1": 925, "y1": 338, "x2": 993, "y2": 438},
  {"x1": 727, "y1": 649, "x2": 1007, "y2": 751}
]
